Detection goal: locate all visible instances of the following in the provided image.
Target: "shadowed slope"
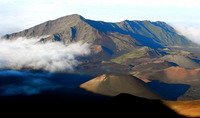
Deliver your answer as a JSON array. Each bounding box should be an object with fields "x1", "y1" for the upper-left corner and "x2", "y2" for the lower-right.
[{"x1": 86, "y1": 19, "x2": 195, "y2": 48}]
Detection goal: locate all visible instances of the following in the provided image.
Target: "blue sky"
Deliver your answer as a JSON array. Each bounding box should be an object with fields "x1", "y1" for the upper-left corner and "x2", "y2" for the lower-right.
[{"x1": 0, "y1": 0, "x2": 200, "y2": 36}]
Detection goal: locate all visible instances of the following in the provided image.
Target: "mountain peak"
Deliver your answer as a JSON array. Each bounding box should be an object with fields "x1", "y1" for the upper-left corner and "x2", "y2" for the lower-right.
[
  {"x1": 3, "y1": 14, "x2": 86, "y2": 39},
  {"x1": 56, "y1": 14, "x2": 84, "y2": 21}
]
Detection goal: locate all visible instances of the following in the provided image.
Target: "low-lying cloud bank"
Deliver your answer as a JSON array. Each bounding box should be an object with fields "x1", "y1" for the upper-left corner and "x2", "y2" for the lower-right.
[
  {"x1": 0, "y1": 37, "x2": 91, "y2": 72},
  {"x1": 173, "y1": 24, "x2": 200, "y2": 45}
]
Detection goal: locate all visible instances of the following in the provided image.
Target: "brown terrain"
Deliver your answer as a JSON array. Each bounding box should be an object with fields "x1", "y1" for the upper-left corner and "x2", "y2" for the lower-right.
[
  {"x1": 163, "y1": 100, "x2": 200, "y2": 118},
  {"x1": 163, "y1": 67, "x2": 200, "y2": 84}
]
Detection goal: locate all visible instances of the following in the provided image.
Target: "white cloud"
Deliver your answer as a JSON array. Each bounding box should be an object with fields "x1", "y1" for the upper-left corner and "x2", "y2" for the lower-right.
[
  {"x1": 0, "y1": 0, "x2": 16, "y2": 3},
  {"x1": 0, "y1": 37, "x2": 91, "y2": 72},
  {"x1": 50, "y1": 0, "x2": 200, "y2": 8}
]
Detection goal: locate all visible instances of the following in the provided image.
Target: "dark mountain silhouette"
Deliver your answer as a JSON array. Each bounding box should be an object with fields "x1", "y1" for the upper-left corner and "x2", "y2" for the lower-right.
[{"x1": 0, "y1": 93, "x2": 187, "y2": 118}]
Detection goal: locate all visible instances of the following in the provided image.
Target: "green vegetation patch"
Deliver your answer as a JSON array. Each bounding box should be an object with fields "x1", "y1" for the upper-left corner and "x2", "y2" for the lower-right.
[{"x1": 111, "y1": 47, "x2": 147, "y2": 64}]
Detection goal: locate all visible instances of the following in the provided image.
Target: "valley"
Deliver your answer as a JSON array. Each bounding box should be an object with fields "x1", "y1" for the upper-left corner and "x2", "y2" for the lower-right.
[{"x1": 1, "y1": 14, "x2": 200, "y2": 117}]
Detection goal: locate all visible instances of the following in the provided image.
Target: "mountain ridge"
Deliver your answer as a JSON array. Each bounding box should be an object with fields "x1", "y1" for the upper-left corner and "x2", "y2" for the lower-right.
[{"x1": 2, "y1": 14, "x2": 195, "y2": 50}]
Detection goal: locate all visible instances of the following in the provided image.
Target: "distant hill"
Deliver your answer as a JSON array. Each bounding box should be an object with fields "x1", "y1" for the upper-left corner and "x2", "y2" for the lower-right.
[
  {"x1": 159, "y1": 55, "x2": 200, "y2": 69},
  {"x1": 80, "y1": 74, "x2": 162, "y2": 99},
  {"x1": 80, "y1": 74, "x2": 190, "y2": 101}
]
